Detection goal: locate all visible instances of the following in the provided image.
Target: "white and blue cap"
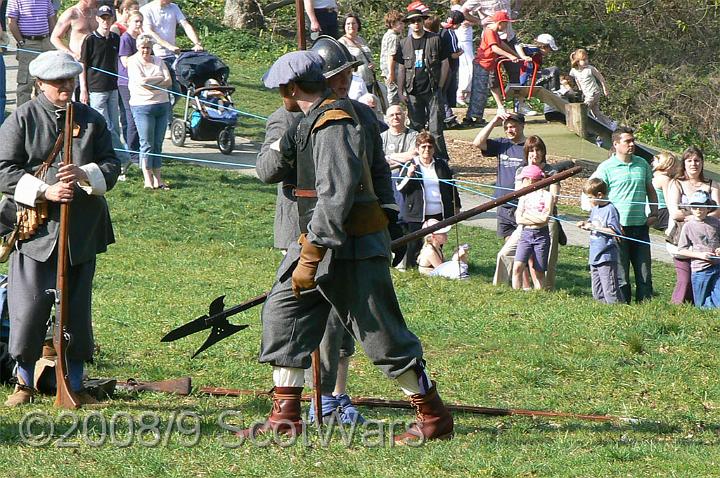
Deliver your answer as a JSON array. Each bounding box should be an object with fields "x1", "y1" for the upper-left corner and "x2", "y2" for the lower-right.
[
  {"x1": 262, "y1": 51, "x2": 326, "y2": 89},
  {"x1": 29, "y1": 51, "x2": 83, "y2": 81},
  {"x1": 689, "y1": 190, "x2": 715, "y2": 206}
]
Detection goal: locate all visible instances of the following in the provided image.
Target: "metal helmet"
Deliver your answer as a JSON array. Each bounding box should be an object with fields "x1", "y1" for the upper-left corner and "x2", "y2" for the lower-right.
[{"x1": 310, "y1": 35, "x2": 362, "y2": 79}]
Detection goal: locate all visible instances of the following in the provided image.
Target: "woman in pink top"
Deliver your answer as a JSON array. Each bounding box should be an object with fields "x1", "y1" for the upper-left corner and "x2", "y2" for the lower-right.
[{"x1": 127, "y1": 34, "x2": 172, "y2": 189}]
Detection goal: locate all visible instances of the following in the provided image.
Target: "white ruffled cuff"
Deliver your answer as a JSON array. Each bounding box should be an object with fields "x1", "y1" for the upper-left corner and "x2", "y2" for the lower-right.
[
  {"x1": 78, "y1": 163, "x2": 107, "y2": 196},
  {"x1": 15, "y1": 174, "x2": 47, "y2": 207}
]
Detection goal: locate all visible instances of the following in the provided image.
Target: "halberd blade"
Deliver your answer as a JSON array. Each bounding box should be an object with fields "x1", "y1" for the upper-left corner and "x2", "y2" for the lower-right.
[
  {"x1": 191, "y1": 322, "x2": 249, "y2": 358},
  {"x1": 208, "y1": 295, "x2": 226, "y2": 317},
  {"x1": 160, "y1": 314, "x2": 210, "y2": 342},
  {"x1": 160, "y1": 295, "x2": 227, "y2": 343}
]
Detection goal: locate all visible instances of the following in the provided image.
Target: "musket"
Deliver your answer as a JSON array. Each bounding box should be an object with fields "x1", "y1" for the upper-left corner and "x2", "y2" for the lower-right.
[
  {"x1": 162, "y1": 166, "x2": 583, "y2": 357},
  {"x1": 116, "y1": 377, "x2": 192, "y2": 396},
  {"x1": 199, "y1": 386, "x2": 642, "y2": 424},
  {"x1": 51, "y1": 101, "x2": 81, "y2": 409}
]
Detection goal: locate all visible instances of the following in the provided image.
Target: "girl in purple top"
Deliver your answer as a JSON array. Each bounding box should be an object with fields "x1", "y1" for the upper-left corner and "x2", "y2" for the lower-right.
[{"x1": 118, "y1": 10, "x2": 143, "y2": 168}]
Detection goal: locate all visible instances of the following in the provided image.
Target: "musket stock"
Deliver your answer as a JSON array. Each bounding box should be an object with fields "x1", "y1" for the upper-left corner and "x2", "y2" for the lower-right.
[
  {"x1": 117, "y1": 377, "x2": 192, "y2": 396},
  {"x1": 163, "y1": 166, "x2": 583, "y2": 356},
  {"x1": 53, "y1": 102, "x2": 81, "y2": 409}
]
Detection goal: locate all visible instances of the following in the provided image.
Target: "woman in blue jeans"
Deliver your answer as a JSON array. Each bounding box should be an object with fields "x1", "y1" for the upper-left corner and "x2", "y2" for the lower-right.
[{"x1": 127, "y1": 34, "x2": 172, "y2": 189}]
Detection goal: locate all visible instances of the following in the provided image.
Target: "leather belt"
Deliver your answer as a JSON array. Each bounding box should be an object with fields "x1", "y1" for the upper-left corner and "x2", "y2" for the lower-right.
[
  {"x1": 314, "y1": 7, "x2": 337, "y2": 13},
  {"x1": 23, "y1": 35, "x2": 48, "y2": 41},
  {"x1": 293, "y1": 188, "x2": 317, "y2": 198}
]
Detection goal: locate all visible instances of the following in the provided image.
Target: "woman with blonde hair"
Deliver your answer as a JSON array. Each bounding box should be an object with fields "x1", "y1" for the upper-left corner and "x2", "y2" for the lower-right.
[
  {"x1": 127, "y1": 33, "x2": 172, "y2": 189},
  {"x1": 651, "y1": 151, "x2": 679, "y2": 232}
]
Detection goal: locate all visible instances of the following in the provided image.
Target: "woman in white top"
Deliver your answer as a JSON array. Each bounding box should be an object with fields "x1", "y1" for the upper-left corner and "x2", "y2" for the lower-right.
[
  {"x1": 127, "y1": 34, "x2": 172, "y2": 189},
  {"x1": 338, "y1": 14, "x2": 376, "y2": 93}
]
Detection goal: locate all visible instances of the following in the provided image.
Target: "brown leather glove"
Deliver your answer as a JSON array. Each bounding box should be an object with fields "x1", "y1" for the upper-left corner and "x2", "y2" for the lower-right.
[{"x1": 291, "y1": 233, "x2": 327, "y2": 298}]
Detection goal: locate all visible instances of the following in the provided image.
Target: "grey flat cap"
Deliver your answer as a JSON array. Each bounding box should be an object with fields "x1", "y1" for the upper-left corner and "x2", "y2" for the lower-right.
[
  {"x1": 29, "y1": 51, "x2": 83, "y2": 80},
  {"x1": 262, "y1": 51, "x2": 326, "y2": 89}
]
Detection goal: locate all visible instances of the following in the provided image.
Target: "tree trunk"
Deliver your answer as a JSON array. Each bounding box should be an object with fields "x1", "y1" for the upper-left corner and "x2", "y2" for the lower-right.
[{"x1": 223, "y1": 0, "x2": 265, "y2": 29}]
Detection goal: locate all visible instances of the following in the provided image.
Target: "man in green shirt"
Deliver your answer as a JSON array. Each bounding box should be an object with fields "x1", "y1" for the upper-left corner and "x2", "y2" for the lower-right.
[{"x1": 595, "y1": 127, "x2": 658, "y2": 302}]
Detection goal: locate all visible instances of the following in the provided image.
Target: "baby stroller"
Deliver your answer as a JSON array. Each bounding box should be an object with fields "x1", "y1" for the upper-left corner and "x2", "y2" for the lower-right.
[{"x1": 170, "y1": 51, "x2": 239, "y2": 155}]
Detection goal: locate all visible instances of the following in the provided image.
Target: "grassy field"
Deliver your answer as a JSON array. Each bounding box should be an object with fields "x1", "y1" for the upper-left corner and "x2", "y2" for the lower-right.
[{"x1": 0, "y1": 163, "x2": 719, "y2": 477}]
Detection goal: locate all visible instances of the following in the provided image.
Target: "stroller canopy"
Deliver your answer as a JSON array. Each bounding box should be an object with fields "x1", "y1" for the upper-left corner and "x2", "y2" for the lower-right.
[{"x1": 173, "y1": 51, "x2": 230, "y2": 89}]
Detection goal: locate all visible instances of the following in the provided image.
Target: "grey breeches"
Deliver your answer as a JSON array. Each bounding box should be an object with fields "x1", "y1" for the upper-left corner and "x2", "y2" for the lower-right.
[
  {"x1": 259, "y1": 256, "x2": 424, "y2": 381},
  {"x1": 8, "y1": 251, "x2": 96, "y2": 363}
]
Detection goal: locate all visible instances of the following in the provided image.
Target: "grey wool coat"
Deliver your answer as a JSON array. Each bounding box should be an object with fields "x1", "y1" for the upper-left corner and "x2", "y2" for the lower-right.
[{"x1": 0, "y1": 94, "x2": 120, "y2": 264}]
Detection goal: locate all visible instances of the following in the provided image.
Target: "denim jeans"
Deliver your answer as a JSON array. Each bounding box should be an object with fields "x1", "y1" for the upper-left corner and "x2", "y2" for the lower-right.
[
  {"x1": 617, "y1": 225, "x2": 653, "y2": 303},
  {"x1": 89, "y1": 90, "x2": 130, "y2": 165},
  {"x1": 466, "y1": 62, "x2": 489, "y2": 121},
  {"x1": 691, "y1": 265, "x2": 720, "y2": 308},
  {"x1": 0, "y1": 55, "x2": 5, "y2": 125},
  {"x1": 131, "y1": 102, "x2": 170, "y2": 170},
  {"x1": 118, "y1": 85, "x2": 140, "y2": 163}
]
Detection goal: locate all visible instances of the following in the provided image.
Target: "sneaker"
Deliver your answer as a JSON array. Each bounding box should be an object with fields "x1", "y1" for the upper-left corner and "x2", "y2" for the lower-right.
[
  {"x1": 308, "y1": 395, "x2": 341, "y2": 424},
  {"x1": 609, "y1": 120, "x2": 619, "y2": 131},
  {"x1": 517, "y1": 105, "x2": 538, "y2": 116},
  {"x1": 336, "y1": 393, "x2": 365, "y2": 424},
  {"x1": 117, "y1": 174, "x2": 127, "y2": 182},
  {"x1": 459, "y1": 117, "x2": 486, "y2": 129},
  {"x1": 444, "y1": 118, "x2": 460, "y2": 130}
]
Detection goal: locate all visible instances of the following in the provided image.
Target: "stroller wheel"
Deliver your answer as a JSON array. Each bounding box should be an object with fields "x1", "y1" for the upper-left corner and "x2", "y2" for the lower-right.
[
  {"x1": 218, "y1": 127, "x2": 235, "y2": 155},
  {"x1": 171, "y1": 119, "x2": 187, "y2": 147}
]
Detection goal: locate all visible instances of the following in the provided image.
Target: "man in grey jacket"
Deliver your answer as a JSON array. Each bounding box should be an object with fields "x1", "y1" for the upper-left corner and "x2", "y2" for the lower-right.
[
  {"x1": 0, "y1": 51, "x2": 120, "y2": 406},
  {"x1": 241, "y1": 50, "x2": 453, "y2": 444}
]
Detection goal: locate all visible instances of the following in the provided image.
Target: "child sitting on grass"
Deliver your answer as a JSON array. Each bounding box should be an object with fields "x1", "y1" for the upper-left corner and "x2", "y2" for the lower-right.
[
  {"x1": 676, "y1": 190, "x2": 720, "y2": 308},
  {"x1": 569, "y1": 48, "x2": 616, "y2": 130},
  {"x1": 513, "y1": 164, "x2": 552, "y2": 290},
  {"x1": 577, "y1": 178, "x2": 624, "y2": 304}
]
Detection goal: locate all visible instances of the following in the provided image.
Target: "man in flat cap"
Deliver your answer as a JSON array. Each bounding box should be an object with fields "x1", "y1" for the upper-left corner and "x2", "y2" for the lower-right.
[
  {"x1": 256, "y1": 36, "x2": 404, "y2": 425},
  {"x1": 0, "y1": 51, "x2": 120, "y2": 406},
  {"x1": 241, "y1": 50, "x2": 453, "y2": 444},
  {"x1": 393, "y1": 9, "x2": 451, "y2": 159}
]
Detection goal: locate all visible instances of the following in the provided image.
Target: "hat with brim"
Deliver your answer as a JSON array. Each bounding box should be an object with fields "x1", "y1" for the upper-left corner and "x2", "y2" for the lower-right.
[
  {"x1": 404, "y1": 9, "x2": 429, "y2": 22},
  {"x1": 489, "y1": 10, "x2": 515, "y2": 23},
  {"x1": 519, "y1": 164, "x2": 545, "y2": 180},
  {"x1": 423, "y1": 218, "x2": 451, "y2": 234},
  {"x1": 689, "y1": 190, "x2": 716, "y2": 207},
  {"x1": 29, "y1": 51, "x2": 83, "y2": 81},
  {"x1": 97, "y1": 5, "x2": 114, "y2": 17},
  {"x1": 535, "y1": 33, "x2": 558, "y2": 51},
  {"x1": 262, "y1": 51, "x2": 326, "y2": 89},
  {"x1": 503, "y1": 112, "x2": 525, "y2": 125}
]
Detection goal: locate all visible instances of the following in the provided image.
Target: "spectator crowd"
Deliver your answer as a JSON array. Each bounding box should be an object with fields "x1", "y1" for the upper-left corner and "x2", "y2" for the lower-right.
[{"x1": 0, "y1": 0, "x2": 717, "y2": 310}]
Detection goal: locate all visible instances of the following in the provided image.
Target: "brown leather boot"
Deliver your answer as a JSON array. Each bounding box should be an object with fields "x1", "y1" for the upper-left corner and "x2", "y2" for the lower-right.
[
  {"x1": 237, "y1": 387, "x2": 304, "y2": 438},
  {"x1": 4, "y1": 382, "x2": 35, "y2": 407},
  {"x1": 395, "y1": 382, "x2": 454, "y2": 444}
]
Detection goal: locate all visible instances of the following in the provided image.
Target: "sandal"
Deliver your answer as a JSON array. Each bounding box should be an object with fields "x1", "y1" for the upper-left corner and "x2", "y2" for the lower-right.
[{"x1": 157, "y1": 184, "x2": 171, "y2": 190}]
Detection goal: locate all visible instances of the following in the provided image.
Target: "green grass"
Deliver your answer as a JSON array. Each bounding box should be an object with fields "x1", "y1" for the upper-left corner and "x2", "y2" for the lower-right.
[{"x1": 2, "y1": 163, "x2": 720, "y2": 477}]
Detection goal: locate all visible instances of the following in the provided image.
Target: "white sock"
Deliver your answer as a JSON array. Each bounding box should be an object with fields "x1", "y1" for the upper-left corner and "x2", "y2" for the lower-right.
[
  {"x1": 272, "y1": 366, "x2": 305, "y2": 388},
  {"x1": 396, "y1": 368, "x2": 433, "y2": 396}
]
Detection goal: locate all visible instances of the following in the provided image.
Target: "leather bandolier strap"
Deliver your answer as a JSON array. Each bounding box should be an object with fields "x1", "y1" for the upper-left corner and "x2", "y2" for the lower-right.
[
  {"x1": 295, "y1": 96, "x2": 387, "y2": 237},
  {"x1": 16, "y1": 131, "x2": 65, "y2": 240}
]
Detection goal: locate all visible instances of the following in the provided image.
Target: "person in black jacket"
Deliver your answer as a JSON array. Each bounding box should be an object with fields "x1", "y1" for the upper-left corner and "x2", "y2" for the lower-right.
[{"x1": 396, "y1": 131, "x2": 460, "y2": 268}]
